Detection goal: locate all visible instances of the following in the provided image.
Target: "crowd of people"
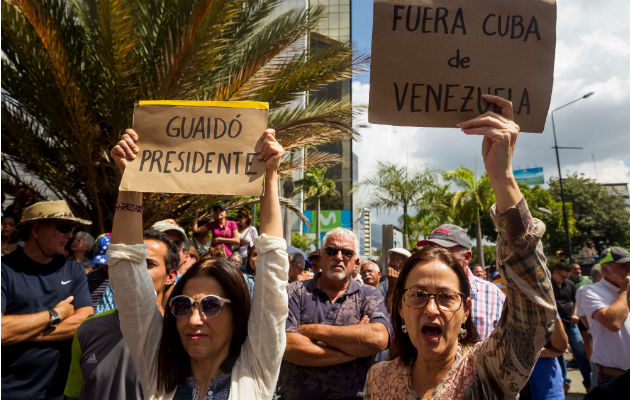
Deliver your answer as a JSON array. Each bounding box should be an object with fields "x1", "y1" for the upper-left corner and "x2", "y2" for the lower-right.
[{"x1": 2, "y1": 96, "x2": 629, "y2": 400}]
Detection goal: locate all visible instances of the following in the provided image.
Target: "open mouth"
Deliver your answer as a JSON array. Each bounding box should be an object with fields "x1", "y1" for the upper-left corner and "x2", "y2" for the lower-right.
[{"x1": 421, "y1": 324, "x2": 442, "y2": 343}]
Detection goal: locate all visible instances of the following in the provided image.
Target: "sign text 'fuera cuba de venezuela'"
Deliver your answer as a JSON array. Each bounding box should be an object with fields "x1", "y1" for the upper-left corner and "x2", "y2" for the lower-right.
[{"x1": 369, "y1": 0, "x2": 556, "y2": 133}]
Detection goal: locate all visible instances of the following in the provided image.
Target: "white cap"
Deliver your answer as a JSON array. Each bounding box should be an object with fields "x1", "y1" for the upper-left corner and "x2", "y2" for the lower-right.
[{"x1": 387, "y1": 248, "x2": 411, "y2": 258}]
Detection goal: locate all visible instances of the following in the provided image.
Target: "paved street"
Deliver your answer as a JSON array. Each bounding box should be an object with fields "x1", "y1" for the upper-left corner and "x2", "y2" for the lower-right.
[{"x1": 565, "y1": 354, "x2": 587, "y2": 399}]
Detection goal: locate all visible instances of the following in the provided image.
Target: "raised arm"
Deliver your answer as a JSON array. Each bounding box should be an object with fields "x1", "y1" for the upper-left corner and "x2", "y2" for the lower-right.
[
  {"x1": 107, "y1": 128, "x2": 161, "y2": 399},
  {"x1": 110, "y1": 129, "x2": 143, "y2": 245},
  {"x1": 458, "y1": 94, "x2": 522, "y2": 212},
  {"x1": 230, "y1": 128, "x2": 290, "y2": 399},
  {"x1": 460, "y1": 95, "x2": 556, "y2": 396},
  {"x1": 257, "y1": 128, "x2": 283, "y2": 238}
]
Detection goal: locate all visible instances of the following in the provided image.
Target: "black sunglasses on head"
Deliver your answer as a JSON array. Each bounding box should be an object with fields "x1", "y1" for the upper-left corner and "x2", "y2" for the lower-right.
[{"x1": 324, "y1": 246, "x2": 355, "y2": 260}]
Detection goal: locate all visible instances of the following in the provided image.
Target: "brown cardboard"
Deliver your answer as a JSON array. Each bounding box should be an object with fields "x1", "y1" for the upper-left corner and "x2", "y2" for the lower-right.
[
  {"x1": 369, "y1": 0, "x2": 556, "y2": 133},
  {"x1": 120, "y1": 101, "x2": 268, "y2": 195}
]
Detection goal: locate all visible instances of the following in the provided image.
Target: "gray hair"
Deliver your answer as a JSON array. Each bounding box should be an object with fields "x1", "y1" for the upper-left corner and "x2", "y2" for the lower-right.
[
  {"x1": 322, "y1": 227, "x2": 359, "y2": 253},
  {"x1": 74, "y1": 231, "x2": 95, "y2": 249},
  {"x1": 361, "y1": 261, "x2": 380, "y2": 273}
]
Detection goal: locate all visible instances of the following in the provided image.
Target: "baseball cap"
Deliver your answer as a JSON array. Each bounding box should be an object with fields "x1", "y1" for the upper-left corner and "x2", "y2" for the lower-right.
[
  {"x1": 417, "y1": 224, "x2": 470, "y2": 250},
  {"x1": 151, "y1": 219, "x2": 187, "y2": 242},
  {"x1": 599, "y1": 247, "x2": 630, "y2": 265},
  {"x1": 213, "y1": 204, "x2": 227, "y2": 212},
  {"x1": 387, "y1": 248, "x2": 411, "y2": 258},
  {"x1": 92, "y1": 233, "x2": 112, "y2": 265}
]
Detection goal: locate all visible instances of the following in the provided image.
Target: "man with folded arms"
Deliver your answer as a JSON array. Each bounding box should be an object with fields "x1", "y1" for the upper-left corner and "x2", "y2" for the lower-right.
[
  {"x1": 578, "y1": 247, "x2": 630, "y2": 387},
  {"x1": 1, "y1": 201, "x2": 93, "y2": 400},
  {"x1": 279, "y1": 227, "x2": 392, "y2": 399}
]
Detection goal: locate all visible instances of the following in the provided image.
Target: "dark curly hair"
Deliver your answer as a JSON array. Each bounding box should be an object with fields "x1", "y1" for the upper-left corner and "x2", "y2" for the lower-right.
[
  {"x1": 156, "y1": 257, "x2": 250, "y2": 394},
  {"x1": 390, "y1": 246, "x2": 480, "y2": 365}
]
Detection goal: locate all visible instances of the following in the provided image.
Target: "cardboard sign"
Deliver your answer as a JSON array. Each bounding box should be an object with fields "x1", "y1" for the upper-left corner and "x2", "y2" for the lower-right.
[
  {"x1": 369, "y1": 0, "x2": 556, "y2": 133},
  {"x1": 120, "y1": 101, "x2": 268, "y2": 195}
]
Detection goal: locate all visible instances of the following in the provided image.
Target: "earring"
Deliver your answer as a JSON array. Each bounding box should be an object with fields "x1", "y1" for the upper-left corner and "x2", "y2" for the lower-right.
[
  {"x1": 401, "y1": 322, "x2": 408, "y2": 334},
  {"x1": 459, "y1": 325, "x2": 467, "y2": 340}
]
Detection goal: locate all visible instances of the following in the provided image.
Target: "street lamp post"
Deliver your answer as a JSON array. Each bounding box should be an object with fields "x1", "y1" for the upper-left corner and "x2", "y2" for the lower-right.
[{"x1": 550, "y1": 91, "x2": 594, "y2": 263}]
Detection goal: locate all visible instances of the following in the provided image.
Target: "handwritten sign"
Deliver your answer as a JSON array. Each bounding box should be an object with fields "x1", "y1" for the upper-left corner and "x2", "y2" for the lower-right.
[
  {"x1": 369, "y1": 0, "x2": 556, "y2": 133},
  {"x1": 120, "y1": 101, "x2": 268, "y2": 195}
]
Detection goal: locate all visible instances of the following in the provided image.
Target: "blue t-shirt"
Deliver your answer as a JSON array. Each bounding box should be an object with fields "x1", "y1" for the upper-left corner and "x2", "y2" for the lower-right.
[
  {"x1": 2, "y1": 247, "x2": 91, "y2": 400},
  {"x1": 529, "y1": 356, "x2": 564, "y2": 400}
]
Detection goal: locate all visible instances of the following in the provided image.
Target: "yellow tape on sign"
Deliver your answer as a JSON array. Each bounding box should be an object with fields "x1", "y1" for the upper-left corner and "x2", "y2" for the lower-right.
[{"x1": 138, "y1": 100, "x2": 269, "y2": 109}]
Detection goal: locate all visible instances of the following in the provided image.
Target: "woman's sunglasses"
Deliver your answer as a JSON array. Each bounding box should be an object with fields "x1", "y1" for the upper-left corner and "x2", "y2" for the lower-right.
[{"x1": 168, "y1": 294, "x2": 231, "y2": 319}]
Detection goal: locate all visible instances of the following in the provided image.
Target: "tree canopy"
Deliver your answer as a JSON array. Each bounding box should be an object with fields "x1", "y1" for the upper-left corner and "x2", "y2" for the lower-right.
[
  {"x1": 443, "y1": 167, "x2": 494, "y2": 267},
  {"x1": 294, "y1": 165, "x2": 338, "y2": 247},
  {"x1": 1, "y1": 0, "x2": 364, "y2": 233},
  {"x1": 360, "y1": 162, "x2": 436, "y2": 249},
  {"x1": 549, "y1": 173, "x2": 630, "y2": 253}
]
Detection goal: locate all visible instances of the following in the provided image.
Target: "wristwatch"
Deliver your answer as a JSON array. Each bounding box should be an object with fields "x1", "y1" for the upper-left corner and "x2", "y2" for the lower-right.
[{"x1": 48, "y1": 309, "x2": 61, "y2": 328}]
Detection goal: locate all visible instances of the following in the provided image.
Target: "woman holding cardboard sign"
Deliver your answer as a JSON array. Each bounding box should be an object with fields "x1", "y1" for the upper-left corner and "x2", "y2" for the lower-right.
[
  {"x1": 364, "y1": 95, "x2": 556, "y2": 399},
  {"x1": 108, "y1": 128, "x2": 288, "y2": 399}
]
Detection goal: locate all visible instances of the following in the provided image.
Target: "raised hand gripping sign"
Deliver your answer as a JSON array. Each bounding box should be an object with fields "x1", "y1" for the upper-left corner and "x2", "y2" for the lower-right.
[
  {"x1": 369, "y1": 0, "x2": 556, "y2": 133},
  {"x1": 120, "y1": 101, "x2": 268, "y2": 196}
]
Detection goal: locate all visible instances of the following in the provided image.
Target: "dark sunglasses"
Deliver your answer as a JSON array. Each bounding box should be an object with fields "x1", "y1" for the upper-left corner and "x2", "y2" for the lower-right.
[
  {"x1": 324, "y1": 246, "x2": 355, "y2": 260},
  {"x1": 168, "y1": 294, "x2": 231, "y2": 319},
  {"x1": 55, "y1": 223, "x2": 76, "y2": 234}
]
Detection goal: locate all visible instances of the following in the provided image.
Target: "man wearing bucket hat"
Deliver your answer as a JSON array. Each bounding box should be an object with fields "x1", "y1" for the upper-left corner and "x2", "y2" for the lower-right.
[
  {"x1": 417, "y1": 223, "x2": 506, "y2": 339},
  {"x1": 577, "y1": 247, "x2": 630, "y2": 388},
  {"x1": 1, "y1": 200, "x2": 94, "y2": 400}
]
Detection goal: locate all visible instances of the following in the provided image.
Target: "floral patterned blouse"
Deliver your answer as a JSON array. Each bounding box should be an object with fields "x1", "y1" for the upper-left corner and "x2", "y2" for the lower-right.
[{"x1": 364, "y1": 198, "x2": 556, "y2": 400}]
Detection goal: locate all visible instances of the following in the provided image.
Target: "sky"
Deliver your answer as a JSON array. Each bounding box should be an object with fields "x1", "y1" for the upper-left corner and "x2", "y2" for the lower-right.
[{"x1": 350, "y1": 0, "x2": 630, "y2": 226}]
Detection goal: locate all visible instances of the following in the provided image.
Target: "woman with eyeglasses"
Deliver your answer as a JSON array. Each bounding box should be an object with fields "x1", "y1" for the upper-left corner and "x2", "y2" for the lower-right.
[
  {"x1": 363, "y1": 95, "x2": 556, "y2": 399},
  {"x1": 107, "y1": 128, "x2": 288, "y2": 399}
]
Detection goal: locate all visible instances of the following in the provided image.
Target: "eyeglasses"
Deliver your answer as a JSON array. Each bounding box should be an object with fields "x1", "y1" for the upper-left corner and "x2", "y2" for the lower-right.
[
  {"x1": 324, "y1": 246, "x2": 355, "y2": 260},
  {"x1": 168, "y1": 294, "x2": 232, "y2": 319},
  {"x1": 55, "y1": 223, "x2": 76, "y2": 234},
  {"x1": 402, "y1": 288, "x2": 465, "y2": 312}
]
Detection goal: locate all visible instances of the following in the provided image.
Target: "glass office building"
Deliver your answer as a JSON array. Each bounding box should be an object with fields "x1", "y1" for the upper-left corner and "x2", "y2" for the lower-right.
[{"x1": 284, "y1": 0, "x2": 354, "y2": 220}]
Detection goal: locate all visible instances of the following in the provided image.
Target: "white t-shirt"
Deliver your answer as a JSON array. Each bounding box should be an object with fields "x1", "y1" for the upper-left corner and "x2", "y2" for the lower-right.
[
  {"x1": 577, "y1": 278, "x2": 630, "y2": 370},
  {"x1": 236, "y1": 226, "x2": 258, "y2": 259}
]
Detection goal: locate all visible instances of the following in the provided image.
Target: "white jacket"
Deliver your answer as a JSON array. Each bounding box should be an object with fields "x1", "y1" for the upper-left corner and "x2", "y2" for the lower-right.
[{"x1": 108, "y1": 234, "x2": 288, "y2": 399}]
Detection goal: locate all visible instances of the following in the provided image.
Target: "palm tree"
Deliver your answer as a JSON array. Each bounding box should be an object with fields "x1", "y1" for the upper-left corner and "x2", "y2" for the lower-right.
[
  {"x1": 360, "y1": 162, "x2": 435, "y2": 249},
  {"x1": 1, "y1": 0, "x2": 364, "y2": 233},
  {"x1": 293, "y1": 165, "x2": 338, "y2": 248},
  {"x1": 411, "y1": 182, "x2": 454, "y2": 242},
  {"x1": 443, "y1": 167, "x2": 494, "y2": 267}
]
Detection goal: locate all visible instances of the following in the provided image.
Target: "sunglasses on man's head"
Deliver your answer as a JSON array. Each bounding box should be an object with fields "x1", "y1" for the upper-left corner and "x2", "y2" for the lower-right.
[
  {"x1": 168, "y1": 294, "x2": 232, "y2": 319},
  {"x1": 55, "y1": 223, "x2": 76, "y2": 234},
  {"x1": 324, "y1": 246, "x2": 355, "y2": 260}
]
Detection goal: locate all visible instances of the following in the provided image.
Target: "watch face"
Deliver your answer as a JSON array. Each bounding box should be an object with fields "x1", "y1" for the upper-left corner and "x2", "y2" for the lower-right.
[{"x1": 49, "y1": 309, "x2": 61, "y2": 327}]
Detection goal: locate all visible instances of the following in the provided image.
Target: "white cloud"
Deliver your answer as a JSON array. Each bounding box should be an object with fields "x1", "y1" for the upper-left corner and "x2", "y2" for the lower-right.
[{"x1": 351, "y1": 0, "x2": 630, "y2": 226}]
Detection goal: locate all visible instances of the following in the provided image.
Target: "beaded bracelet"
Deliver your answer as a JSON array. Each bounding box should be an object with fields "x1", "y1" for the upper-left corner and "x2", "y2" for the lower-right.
[{"x1": 115, "y1": 203, "x2": 144, "y2": 213}]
